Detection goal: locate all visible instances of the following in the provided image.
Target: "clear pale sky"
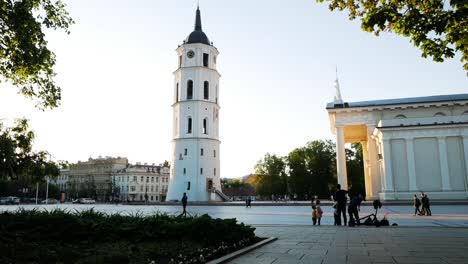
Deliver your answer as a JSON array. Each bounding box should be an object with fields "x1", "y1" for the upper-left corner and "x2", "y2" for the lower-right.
[{"x1": 0, "y1": 0, "x2": 466, "y2": 178}]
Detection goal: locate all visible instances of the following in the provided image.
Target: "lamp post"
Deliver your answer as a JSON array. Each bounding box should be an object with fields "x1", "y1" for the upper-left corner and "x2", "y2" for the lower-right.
[
  {"x1": 35, "y1": 182, "x2": 39, "y2": 205},
  {"x1": 45, "y1": 176, "x2": 49, "y2": 204}
]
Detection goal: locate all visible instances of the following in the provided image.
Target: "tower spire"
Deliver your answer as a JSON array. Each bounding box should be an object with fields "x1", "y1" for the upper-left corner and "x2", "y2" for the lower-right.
[
  {"x1": 334, "y1": 66, "x2": 343, "y2": 104},
  {"x1": 194, "y1": 5, "x2": 202, "y2": 31}
]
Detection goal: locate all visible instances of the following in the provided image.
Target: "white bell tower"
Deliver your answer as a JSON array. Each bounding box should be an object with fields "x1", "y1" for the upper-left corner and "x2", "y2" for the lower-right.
[{"x1": 166, "y1": 7, "x2": 223, "y2": 202}]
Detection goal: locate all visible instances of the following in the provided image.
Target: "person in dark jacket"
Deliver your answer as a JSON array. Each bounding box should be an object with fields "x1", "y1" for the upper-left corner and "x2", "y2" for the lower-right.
[
  {"x1": 422, "y1": 193, "x2": 431, "y2": 216},
  {"x1": 413, "y1": 194, "x2": 422, "y2": 216},
  {"x1": 334, "y1": 184, "x2": 349, "y2": 226},
  {"x1": 348, "y1": 194, "x2": 361, "y2": 226},
  {"x1": 181, "y1": 193, "x2": 188, "y2": 217}
]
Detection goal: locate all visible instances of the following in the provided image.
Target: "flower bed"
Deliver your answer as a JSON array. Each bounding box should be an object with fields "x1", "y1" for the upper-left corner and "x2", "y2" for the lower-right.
[{"x1": 0, "y1": 209, "x2": 260, "y2": 263}]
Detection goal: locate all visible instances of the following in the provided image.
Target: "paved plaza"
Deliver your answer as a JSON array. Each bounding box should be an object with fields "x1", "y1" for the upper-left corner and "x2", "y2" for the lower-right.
[
  {"x1": 229, "y1": 225, "x2": 468, "y2": 264},
  {"x1": 3, "y1": 203, "x2": 468, "y2": 227}
]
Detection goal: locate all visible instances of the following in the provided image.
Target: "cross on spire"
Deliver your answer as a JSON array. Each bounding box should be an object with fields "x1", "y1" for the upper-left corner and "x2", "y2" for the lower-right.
[
  {"x1": 194, "y1": 2, "x2": 202, "y2": 31},
  {"x1": 334, "y1": 66, "x2": 343, "y2": 104}
]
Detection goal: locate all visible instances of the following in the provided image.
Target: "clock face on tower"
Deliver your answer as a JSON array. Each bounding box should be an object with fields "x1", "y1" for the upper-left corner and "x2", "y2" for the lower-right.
[{"x1": 187, "y1": 50, "x2": 195, "y2": 59}]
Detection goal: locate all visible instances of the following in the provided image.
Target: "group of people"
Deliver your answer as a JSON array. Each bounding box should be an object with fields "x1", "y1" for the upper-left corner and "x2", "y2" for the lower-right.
[
  {"x1": 329, "y1": 184, "x2": 363, "y2": 226},
  {"x1": 180, "y1": 188, "x2": 433, "y2": 223},
  {"x1": 413, "y1": 192, "x2": 432, "y2": 216}
]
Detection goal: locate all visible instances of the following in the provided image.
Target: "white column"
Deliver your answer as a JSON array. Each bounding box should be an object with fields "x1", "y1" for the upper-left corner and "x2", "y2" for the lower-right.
[
  {"x1": 362, "y1": 141, "x2": 371, "y2": 199},
  {"x1": 462, "y1": 136, "x2": 468, "y2": 195},
  {"x1": 367, "y1": 126, "x2": 381, "y2": 199},
  {"x1": 438, "y1": 136, "x2": 451, "y2": 191},
  {"x1": 382, "y1": 139, "x2": 394, "y2": 192},
  {"x1": 336, "y1": 126, "x2": 348, "y2": 188},
  {"x1": 405, "y1": 138, "x2": 417, "y2": 191}
]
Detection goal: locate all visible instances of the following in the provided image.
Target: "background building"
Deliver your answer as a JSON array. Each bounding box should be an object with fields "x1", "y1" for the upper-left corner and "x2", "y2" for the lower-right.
[{"x1": 111, "y1": 163, "x2": 169, "y2": 202}]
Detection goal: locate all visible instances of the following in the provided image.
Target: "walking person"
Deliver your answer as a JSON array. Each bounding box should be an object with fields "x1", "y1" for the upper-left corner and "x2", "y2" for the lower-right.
[
  {"x1": 423, "y1": 193, "x2": 432, "y2": 216},
  {"x1": 316, "y1": 199, "x2": 323, "y2": 226},
  {"x1": 334, "y1": 184, "x2": 349, "y2": 226},
  {"x1": 413, "y1": 194, "x2": 422, "y2": 216},
  {"x1": 421, "y1": 192, "x2": 427, "y2": 216},
  {"x1": 181, "y1": 192, "x2": 188, "y2": 217}
]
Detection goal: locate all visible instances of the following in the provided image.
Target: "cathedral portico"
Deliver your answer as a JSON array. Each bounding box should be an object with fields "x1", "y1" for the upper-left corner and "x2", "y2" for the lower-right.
[{"x1": 328, "y1": 88, "x2": 468, "y2": 200}]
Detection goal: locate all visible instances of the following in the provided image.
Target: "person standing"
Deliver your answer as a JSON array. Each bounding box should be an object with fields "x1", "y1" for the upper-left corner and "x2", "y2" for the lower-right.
[
  {"x1": 316, "y1": 199, "x2": 323, "y2": 226},
  {"x1": 348, "y1": 194, "x2": 360, "y2": 226},
  {"x1": 332, "y1": 201, "x2": 339, "y2": 226},
  {"x1": 334, "y1": 184, "x2": 349, "y2": 226},
  {"x1": 181, "y1": 193, "x2": 188, "y2": 217},
  {"x1": 312, "y1": 205, "x2": 317, "y2": 225},
  {"x1": 413, "y1": 194, "x2": 422, "y2": 216}
]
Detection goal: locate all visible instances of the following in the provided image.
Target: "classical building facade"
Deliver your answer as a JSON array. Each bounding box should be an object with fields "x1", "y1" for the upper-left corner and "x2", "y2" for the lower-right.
[
  {"x1": 166, "y1": 7, "x2": 225, "y2": 201},
  {"x1": 57, "y1": 158, "x2": 170, "y2": 202},
  {"x1": 111, "y1": 163, "x2": 170, "y2": 202},
  {"x1": 327, "y1": 80, "x2": 468, "y2": 200},
  {"x1": 66, "y1": 157, "x2": 128, "y2": 201}
]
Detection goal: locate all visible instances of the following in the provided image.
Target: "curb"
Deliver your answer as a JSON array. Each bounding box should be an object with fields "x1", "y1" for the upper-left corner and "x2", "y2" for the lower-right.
[
  {"x1": 120, "y1": 201, "x2": 468, "y2": 206},
  {"x1": 207, "y1": 237, "x2": 277, "y2": 264}
]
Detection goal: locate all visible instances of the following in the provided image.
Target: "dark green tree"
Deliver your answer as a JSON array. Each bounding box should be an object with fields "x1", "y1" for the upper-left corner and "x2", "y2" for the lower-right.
[
  {"x1": 287, "y1": 140, "x2": 336, "y2": 199},
  {"x1": 316, "y1": 0, "x2": 468, "y2": 75},
  {"x1": 253, "y1": 153, "x2": 287, "y2": 198},
  {"x1": 0, "y1": 0, "x2": 74, "y2": 109},
  {"x1": 162, "y1": 160, "x2": 170, "y2": 167},
  {"x1": 0, "y1": 119, "x2": 59, "y2": 184},
  {"x1": 346, "y1": 143, "x2": 365, "y2": 197}
]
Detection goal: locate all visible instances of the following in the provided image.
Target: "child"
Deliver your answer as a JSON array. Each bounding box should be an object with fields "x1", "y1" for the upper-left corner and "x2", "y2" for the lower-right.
[
  {"x1": 316, "y1": 199, "x2": 323, "y2": 226},
  {"x1": 333, "y1": 201, "x2": 339, "y2": 226},
  {"x1": 312, "y1": 205, "x2": 317, "y2": 225}
]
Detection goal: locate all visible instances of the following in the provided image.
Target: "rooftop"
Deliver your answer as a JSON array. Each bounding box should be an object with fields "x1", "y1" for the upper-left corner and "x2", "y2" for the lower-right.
[{"x1": 326, "y1": 93, "x2": 468, "y2": 110}]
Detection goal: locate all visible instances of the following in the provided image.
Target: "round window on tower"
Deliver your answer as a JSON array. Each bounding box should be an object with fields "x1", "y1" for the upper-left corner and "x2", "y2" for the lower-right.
[{"x1": 187, "y1": 50, "x2": 195, "y2": 59}]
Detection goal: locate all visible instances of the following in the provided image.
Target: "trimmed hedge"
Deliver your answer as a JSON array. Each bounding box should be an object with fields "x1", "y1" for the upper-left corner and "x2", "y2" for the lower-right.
[{"x1": 0, "y1": 209, "x2": 258, "y2": 263}]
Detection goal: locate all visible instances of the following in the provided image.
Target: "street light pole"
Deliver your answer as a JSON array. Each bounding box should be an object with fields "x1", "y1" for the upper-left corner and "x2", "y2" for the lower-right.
[
  {"x1": 35, "y1": 182, "x2": 39, "y2": 205},
  {"x1": 45, "y1": 176, "x2": 49, "y2": 204}
]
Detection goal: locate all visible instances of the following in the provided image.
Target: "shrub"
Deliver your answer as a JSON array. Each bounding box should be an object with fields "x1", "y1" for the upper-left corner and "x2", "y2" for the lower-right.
[{"x1": 0, "y1": 208, "x2": 258, "y2": 263}]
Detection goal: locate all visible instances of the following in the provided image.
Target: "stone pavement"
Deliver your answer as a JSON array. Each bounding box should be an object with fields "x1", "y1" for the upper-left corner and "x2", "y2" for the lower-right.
[{"x1": 228, "y1": 225, "x2": 468, "y2": 264}]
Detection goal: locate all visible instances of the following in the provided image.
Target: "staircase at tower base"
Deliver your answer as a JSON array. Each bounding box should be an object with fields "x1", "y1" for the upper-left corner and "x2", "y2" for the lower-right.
[{"x1": 213, "y1": 189, "x2": 231, "y2": 202}]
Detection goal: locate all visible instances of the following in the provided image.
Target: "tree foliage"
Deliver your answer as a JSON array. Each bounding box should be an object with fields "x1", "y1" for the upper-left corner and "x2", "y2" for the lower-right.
[
  {"x1": 287, "y1": 140, "x2": 336, "y2": 199},
  {"x1": 252, "y1": 140, "x2": 366, "y2": 199},
  {"x1": 316, "y1": 0, "x2": 468, "y2": 75},
  {"x1": 253, "y1": 153, "x2": 287, "y2": 197},
  {"x1": 0, "y1": 0, "x2": 74, "y2": 109},
  {"x1": 0, "y1": 119, "x2": 59, "y2": 183},
  {"x1": 346, "y1": 143, "x2": 365, "y2": 196}
]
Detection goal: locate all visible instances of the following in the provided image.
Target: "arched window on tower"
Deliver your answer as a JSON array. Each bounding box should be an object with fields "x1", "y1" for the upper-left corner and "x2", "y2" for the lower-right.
[
  {"x1": 215, "y1": 85, "x2": 218, "y2": 103},
  {"x1": 395, "y1": 114, "x2": 407, "y2": 119},
  {"x1": 176, "y1": 83, "x2": 179, "y2": 102},
  {"x1": 187, "y1": 80, "x2": 193, "y2": 100},
  {"x1": 203, "y1": 118, "x2": 207, "y2": 134},
  {"x1": 204, "y1": 81, "x2": 209, "y2": 100},
  {"x1": 187, "y1": 117, "x2": 192, "y2": 134},
  {"x1": 434, "y1": 112, "x2": 446, "y2": 117}
]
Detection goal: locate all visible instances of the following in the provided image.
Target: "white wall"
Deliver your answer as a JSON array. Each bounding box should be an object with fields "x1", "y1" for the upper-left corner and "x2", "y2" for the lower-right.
[
  {"x1": 391, "y1": 139, "x2": 409, "y2": 192},
  {"x1": 414, "y1": 138, "x2": 442, "y2": 192},
  {"x1": 447, "y1": 136, "x2": 466, "y2": 191}
]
